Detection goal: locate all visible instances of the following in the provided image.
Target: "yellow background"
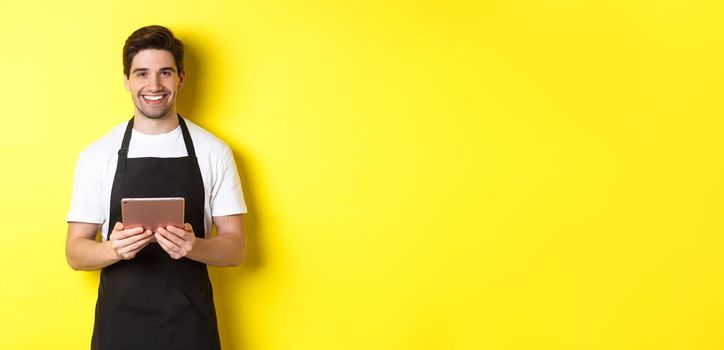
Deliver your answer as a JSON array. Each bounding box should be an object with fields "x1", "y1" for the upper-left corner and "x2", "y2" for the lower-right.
[{"x1": 1, "y1": 0, "x2": 723, "y2": 349}]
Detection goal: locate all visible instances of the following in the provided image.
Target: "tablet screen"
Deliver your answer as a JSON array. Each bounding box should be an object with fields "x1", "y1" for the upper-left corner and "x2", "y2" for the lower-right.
[{"x1": 121, "y1": 197, "x2": 185, "y2": 231}]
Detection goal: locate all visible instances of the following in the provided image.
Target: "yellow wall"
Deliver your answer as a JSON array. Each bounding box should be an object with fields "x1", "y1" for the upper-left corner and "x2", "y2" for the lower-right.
[{"x1": 1, "y1": 0, "x2": 724, "y2": 349}]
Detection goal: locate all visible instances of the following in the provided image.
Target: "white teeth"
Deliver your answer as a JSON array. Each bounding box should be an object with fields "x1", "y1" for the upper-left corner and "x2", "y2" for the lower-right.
[{"x1": 143, "y1": 95, "x2": 164, "y2": 101}]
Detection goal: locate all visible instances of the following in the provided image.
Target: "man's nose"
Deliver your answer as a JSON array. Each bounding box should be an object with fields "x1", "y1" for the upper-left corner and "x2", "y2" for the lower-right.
[{"x1": 148, "y1": 74, "x2": 163, "y2": 91}]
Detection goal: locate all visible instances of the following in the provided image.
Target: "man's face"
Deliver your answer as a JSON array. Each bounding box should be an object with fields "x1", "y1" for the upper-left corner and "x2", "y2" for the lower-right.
[{"x1": 124, "y1": 49, "x2": 185, "y2": 120}]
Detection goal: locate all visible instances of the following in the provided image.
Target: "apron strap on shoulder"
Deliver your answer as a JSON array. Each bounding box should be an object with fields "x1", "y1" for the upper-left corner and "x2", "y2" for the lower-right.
[{"x1": 116, "y1": 118, "x2": 134, "y2": 174}]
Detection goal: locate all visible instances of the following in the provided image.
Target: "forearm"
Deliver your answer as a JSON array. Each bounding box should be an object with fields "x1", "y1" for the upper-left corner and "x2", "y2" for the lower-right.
[
  {"x1": 187, "y1": 233, "x2": 245, "y2": 267},
  {"x1": 66, "y1": 238, "x2": 120, "y2": 271}
]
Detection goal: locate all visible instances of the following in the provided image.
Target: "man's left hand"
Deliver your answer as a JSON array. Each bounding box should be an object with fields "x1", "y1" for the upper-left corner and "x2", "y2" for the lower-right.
[{"x1": 155, "y1": 223, "x2": 197, "y2": 259}]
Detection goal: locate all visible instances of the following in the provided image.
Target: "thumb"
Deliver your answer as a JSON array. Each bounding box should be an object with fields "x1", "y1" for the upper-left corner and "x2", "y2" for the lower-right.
[
  {"x1": 114, "y1": 222, "x2": 123, "y2": 232},
  {"x1": 184, "y1": 223, "x2": 193, "y2": 232}
]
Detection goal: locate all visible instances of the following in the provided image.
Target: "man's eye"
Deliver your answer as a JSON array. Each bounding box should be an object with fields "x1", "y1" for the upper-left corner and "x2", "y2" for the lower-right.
[
  {"x1": 136, "y1": 72, "x2": 146, "y2": 77},
  {"x1": 161, "y1": 71, "x2": 172, "y2": 76}
]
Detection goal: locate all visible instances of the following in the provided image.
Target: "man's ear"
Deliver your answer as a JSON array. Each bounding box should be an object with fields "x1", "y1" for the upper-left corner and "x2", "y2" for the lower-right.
[
  {"x1": 178, "y1": 69, "x2": 186, "y2": 89},
  {"x1": 123, "y1": 73, "x2": 130, "y2": 91}
]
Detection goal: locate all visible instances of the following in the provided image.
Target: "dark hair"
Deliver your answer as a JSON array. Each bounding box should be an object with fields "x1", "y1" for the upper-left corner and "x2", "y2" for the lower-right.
[{"x1": 123, "y1": 25, "x2": 184, "y2": 78}]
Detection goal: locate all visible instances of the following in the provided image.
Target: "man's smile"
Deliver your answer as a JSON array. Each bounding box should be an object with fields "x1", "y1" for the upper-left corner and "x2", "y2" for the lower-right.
[{"x1": 141, "y1": 94, "x2": 168, "y2": 104}]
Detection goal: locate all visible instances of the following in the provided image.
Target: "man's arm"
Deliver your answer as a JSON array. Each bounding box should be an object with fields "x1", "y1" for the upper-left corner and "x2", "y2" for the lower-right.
[
  {"x1": 66, "y1": 222, "x2": 153, "y2": 270},
  {"x1": 155, "y1": 214, "x2": 245, "y2": 267}
]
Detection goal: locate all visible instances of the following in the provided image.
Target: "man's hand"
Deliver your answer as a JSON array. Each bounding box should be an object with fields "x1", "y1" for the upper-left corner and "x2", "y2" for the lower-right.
[
  {"x1": 109, "y1": 222, "x2": 153, "y2": 260},
  {"x1": 155, "y1": 223, "x2": 196, "y2": 259}
]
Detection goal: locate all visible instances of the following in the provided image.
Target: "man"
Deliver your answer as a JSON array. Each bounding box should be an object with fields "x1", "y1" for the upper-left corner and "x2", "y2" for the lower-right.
[{"x1": 66, "y1": 25, "x2": 246, "y2": 350}]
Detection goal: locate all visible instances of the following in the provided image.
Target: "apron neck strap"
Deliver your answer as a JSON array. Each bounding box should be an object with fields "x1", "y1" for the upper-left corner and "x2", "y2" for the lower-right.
[
  {"x1": 178, "y1": 115, "x2": 197, "y2": 159},
  {"x1": 116, "y1": 114, "x2": 197, "y2": 174}
]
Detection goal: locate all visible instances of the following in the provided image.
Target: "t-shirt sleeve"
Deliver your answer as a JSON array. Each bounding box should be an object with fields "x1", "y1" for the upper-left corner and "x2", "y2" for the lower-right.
[
  {"x1": 209, "y1": 144, "x2": 248, "y2": 216},
  {"x1": 66, "y1": 150, "x2": 105, "y2": 224}
]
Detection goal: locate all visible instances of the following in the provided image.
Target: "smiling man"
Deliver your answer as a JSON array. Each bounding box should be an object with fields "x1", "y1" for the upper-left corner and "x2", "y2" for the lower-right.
[
  {"x1": 65, "y1": 25, "x2": 246, "y2": 350},
  {"x1": 128, "y1": 50, "x2": 179, "y2": 118}
]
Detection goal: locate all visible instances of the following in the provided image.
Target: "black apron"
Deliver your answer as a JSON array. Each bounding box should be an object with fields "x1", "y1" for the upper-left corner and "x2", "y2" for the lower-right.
[{"x1": 92, "y1": 116, "x2": 221, "y2": 350}]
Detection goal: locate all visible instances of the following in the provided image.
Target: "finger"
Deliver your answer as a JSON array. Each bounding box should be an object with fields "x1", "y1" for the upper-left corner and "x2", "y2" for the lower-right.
[
  {"x1": 118, "y1": 235, "x2": 153, "y2": 256},
  {"x1": 155, "y1": 232, "x2": 179, "y2": 252},
  {"x1": 184, "y1": 223, "x2": 193, "y2": 232},
  {"x1": 164, "y1": 225, "x2": 188, "y2": 239},
  {"x1": 120, "y1": 230, "x2": 153, "y2": 246},
  {"x1": 113, "y1": 230, "x2": 151, "y2": 250},
  {"x1": 134, "y1": 235, "x2": 153, "y2": 251},
  {"x1": 113, "y1": 226, "x2": 144, "y2": 240},
  {"x1": 158, "y1": 227, "x2": 186, "y2": 246},
  {"x1": 155, "y1": 232, "x2": 183, "y2": 259},
  {"x1": 109, "y1": 222, "x2": 124, "y2": 239}
]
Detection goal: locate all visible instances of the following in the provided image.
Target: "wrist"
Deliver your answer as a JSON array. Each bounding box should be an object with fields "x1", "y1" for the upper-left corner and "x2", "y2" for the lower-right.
[
  {"x1": 186, "y1": 236, "x2": 203, "y2": 260},
  {"x1": 103, "y1": 240, "x2": 122, "y2": 263}
]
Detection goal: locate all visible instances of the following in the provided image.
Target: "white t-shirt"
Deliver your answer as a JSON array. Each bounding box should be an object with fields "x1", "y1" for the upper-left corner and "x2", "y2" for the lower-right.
[{"x1": 67, "y1": 118, "x2": 247, "y2": 240}]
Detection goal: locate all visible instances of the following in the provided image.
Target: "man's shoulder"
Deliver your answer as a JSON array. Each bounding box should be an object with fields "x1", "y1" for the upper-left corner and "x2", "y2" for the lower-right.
[
  {"x1": 78, "y1": 121, "x2": 128, "y2": 161},
  {"x1": 185, "y1": 118, "x2": 230, "y2": 154}
]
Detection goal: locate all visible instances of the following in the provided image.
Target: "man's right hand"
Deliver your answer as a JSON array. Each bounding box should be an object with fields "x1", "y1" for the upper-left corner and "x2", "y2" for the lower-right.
[{"x1": 109, "y1": 222, "x2": 153, "y2": 260}]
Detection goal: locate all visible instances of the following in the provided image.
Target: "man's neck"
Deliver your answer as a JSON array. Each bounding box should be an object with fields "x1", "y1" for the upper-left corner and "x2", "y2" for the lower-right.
[{"x1": 132, "y1": 110, "x2": 180, "y2": 135}]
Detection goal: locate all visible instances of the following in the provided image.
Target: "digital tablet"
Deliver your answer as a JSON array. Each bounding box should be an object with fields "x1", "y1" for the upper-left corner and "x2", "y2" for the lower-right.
[{"x1": 121, "y1": 197, "x2": 185, "y2": 231}]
